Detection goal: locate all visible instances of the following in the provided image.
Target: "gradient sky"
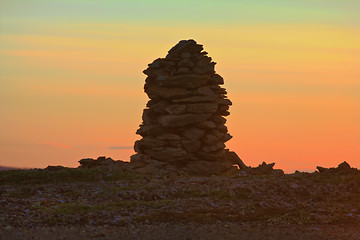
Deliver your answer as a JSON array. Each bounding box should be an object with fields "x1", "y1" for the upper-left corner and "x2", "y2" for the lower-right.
[{"x1": 1, "y1": 0, "x2": 359, "y2": 172}]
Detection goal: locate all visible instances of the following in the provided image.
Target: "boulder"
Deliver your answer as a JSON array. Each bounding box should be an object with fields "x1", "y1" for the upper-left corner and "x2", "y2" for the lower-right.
[{"x1": 317, "y1": 161, "x2": 357, "y2": 174}]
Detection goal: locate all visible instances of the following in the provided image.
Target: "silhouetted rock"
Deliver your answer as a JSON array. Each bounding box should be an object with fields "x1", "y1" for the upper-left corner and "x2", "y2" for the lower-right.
[
  {"x1": 44, "y1": 165, "x2": 69, "y2": 171},
  {"x1": 246, "y1": 162, "x2": 284, "y2": 176},
  {"x1": 78, "y1": 156, "x2": 129, "y2": 170},
  {"x1": 316, "y1": 161, "x2": 357, "y2": 174},
  {"x1": 131, "y1": 39, "x2": 244, "y2": 175},
  {"x1": 225, "y1": 151, "x2": 247, "y2": 170},
  {"x1": 79, "y1": 158, "x2": 96, "y2": 168}
]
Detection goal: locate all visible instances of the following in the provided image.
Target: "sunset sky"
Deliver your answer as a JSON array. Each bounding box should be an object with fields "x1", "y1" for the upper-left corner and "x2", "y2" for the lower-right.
[{"x1": 0, "y1": 0, "x2": 359, "y2": 172}]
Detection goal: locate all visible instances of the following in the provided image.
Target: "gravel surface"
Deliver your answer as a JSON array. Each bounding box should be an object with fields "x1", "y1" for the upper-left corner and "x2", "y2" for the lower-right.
[
  {"x1": 1, "y1": 223, "x2": 360, "y2": 240},
  {"x1": 1, "y1": 169, "x2": 359, "y2": 239}
]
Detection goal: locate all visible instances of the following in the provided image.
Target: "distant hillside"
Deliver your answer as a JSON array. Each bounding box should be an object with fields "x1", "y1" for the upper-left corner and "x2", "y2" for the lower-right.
[{"x1": 0, "y1": 166, "x2": 19, "y2": 171}]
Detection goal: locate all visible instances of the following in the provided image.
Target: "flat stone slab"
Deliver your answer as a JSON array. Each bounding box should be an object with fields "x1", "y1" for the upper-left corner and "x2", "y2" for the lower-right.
[
  {"x1": 155, "y1": 74, "x2": 210, "y2": 89},
  {"x1": 150, "y1": 148, "x2": 187, "y2": 161},
  {"x1": 158, "y1": 114, "x2": 211, "y2": 127},
  {"x1": 172, "y1": 95, "x2": 216, "y2": 103},
  {"x1": 146, "y1": 85, "x2": 191, "y2": 99}
]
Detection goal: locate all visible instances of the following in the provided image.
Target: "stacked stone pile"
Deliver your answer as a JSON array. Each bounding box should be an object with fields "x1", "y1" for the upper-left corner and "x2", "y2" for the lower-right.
[{"x1": 131, "y1": 39, "x2": 245, "y2": 175}]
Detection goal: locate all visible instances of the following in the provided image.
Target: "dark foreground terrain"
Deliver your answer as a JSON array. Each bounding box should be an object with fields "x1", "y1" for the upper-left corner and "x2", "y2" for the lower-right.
[{"x1": 1, "y1": 167, "x2": 359, "y2": 240}]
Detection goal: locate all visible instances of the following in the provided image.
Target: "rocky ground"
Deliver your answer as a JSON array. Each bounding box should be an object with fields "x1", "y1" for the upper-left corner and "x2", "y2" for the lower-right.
[{"x1": 1, "y1": 163, "x2": 360, "y2": 240}]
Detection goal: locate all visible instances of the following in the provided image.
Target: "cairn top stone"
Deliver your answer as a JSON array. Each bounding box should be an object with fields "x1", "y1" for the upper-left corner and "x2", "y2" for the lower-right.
[{"x1": 167, "y1": 39, "x2": 203, "y2": 56}]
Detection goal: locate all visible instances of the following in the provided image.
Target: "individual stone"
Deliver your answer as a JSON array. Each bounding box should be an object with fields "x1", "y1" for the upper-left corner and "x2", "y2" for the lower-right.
[
  {"x1": 196, "y1": 86, "x2": 216, "y2": 96},
  {"x1": 145, "y1": 85, "x2": 191, "y2": 99},
  {"x1": 225, "y1": 151, "x2": 247, "y2": 170},
  {"x1": 220, "y1": 111, "x2": 230, "y2": 116},
  {"x1": 150, "y1": 148, "x2": 187, "y2": 161},
  {"x1": 202, "y1": 142, "x2": 226, "y2": 152},
  {"x1": 180, "y1": 52, "x2": 192, "y2": 58},
  {"x1": 192, "y1": 65, "x2": 214, "y2": 74},
  {"x1": 45, "y1": 165, "x2": 69, "y2": 171},
  {"x1": 136, "y1": 125, "x2": 167, "y2": 136},
  {"x1": 182, "y1": 140, "x2": 201, "y2": 152},
  {"x1": 222, "y1": 133, "x2": 233, "y2": 142},
  {"x1": 182, "y1": 127, "x2": 205, "y2": 140},
  {"x1": 196, "y1": 120, "x2": 216, "y2": 129},
  {"x1": 130, "y1": 153, "x2": 149, "y2": 166},
  {"x1": 148, "y1": 100, "x2": 169, "y2": 113},
  {"x1": 134, "y1": 138, "x2": 167, "y2": 153},
  {"x1": 168, "y1": 140, "x2": 182, "y2": 148},
  {"x1": 155, "y1": 74, "x2": 210, "y2": 89},
  {"x1": 79, "y1": 158, "x2": 94, "y2": 167},
  {"x1": 185, "y1": 102, "x2": 218, "y2": 114},
  {"x1": 157, "y1": 133, "x2": 182, "y2": 141},
  {"x1": 202, "y1": 134, "x2": 219, "y2": 145},
  {"x1": 208, "y1": 129, "x2": 225, "y2": 139},
  {"x1": 246, "y1": 162, "x2": 284, "y2": 176},
  {"x1": 211, "y1": 116, "x2": 227, "y2": 125},
  {"x1": 175, "y1": 67, "x2": 191, "y2": 74},
  {"x1": 195, "y1": 150, "x2": 226, "y2": 162},
  {"x1": 338, "y1": 161, "x2": 351, "y2": 171},
  {"x1": 317, "y1": 161, "x2": 356, "y2": 174},
  {"x1": 172, "y1": 95, "x2": 216, "y2": 103},
  {"x1": 165, "y1": 104, "x2": 186, "y2": 115},
  {"x1": 216, "y1": 125, "x2": 228, "y2": 133},
  {"x1": 158, "y1": 114, "x2": 211, "y2": 127},
  {"x1": 218, "y1": 98, "x2": 232, "y2": 106},
  {"x1": 209, "y1": 74, "x2": 224, "y2": 85},
  {"x1": 167, "y1": 39, "x2": 203, "y2": 56},
  {"x1": 143, "y1": 67, "x2": 169, "y2": 78},
  {"x1": 78, "y1": 157, "x2": 125, "y2": 169},
  {"x1": 142, "y1": 109, "x2": 157, "y2": 124},
  {"x1": 178, "y1": 58, "x2": 195, "y2": 67},
  {"x1": 148, "y1": 58, "x2": 163, "y2": 68},
  {"x1": 210, "y1": 85, "x2": 227, "y2": 94},
  {"x1": 218, "y1": 104, "x2": 229, "y2": 112},
  {"x1": 316, "y1": 166, "x2": 328, "y2": 173}
]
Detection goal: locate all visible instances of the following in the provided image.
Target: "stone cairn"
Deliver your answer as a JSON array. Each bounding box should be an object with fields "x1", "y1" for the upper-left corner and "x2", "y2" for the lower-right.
[{"x1": 131, "y1": 39, "x2": 246, "y2": 175}]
